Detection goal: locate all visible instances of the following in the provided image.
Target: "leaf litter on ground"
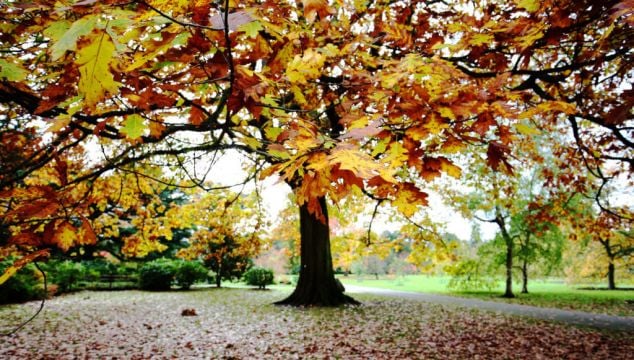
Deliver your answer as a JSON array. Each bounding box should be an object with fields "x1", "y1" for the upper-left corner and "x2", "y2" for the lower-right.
[{"x1": 0, "y1": 288, "x2": 632, "y2": 359}]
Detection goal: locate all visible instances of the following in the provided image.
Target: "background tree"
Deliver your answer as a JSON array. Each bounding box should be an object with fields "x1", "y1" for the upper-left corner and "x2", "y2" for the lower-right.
[
  {"x1": 569, "y1": 202, "x2": 634, "y2": 289},
  {"x1": 176, "y1": 189, "x2": 262, "y2": 287}
]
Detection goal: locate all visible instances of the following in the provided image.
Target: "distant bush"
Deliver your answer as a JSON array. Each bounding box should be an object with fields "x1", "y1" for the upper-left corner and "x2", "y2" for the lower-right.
[
  {"x1": 243, "y1": 267, "x2": 274, "y2": 289},
  {"x1": 50, "y1": 261, "x2": 86, "y2": 293},
  {"x1": 0, "y1": 259, "x2": 44, "y2": 304},
  {"x1": 139, "y1": 259, "x2": 176, "y2": 291},
  {"x1": 175, "y1": 261, "x2": 208, "y2": 290},
  {"x1": 446, "y1": 259, "x2": 496, "y2": 292}
]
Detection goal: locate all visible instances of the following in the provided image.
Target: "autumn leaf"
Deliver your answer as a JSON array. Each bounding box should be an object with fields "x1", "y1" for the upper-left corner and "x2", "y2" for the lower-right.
[
  {"x1": 121, "y1": 114, "x2": 145, "y2": 139},
  {"x1": 439, "y1": 157, "x2": 462, "y2": 179},
  {"x1": 339, "y1": 119, "x2": 383, "y2": 140},
  {"x1": 78, "y1": 217, "x2": 98, "y2": 246},
  {"x1": 515, "y1": 0, "x2": 540, "y2": 12},
  {"x1": 238, "y1": 20, "x2": 263, "y2": 39},
  {"x1": 486, "y1": 142, "x2": 513, "y2": 174},
  {"x1": 516, "y1": 122, "x2": 541, "y2": 136},
  {"x1": 0, "y1": 59, "x2": 28, "y2": 81},
  {"x1": 189, "y1": 105, "x2": 206, "y2": 126},
  {"x1": 75, "y1": 32, "x2": 120, "y2": 109},
  {"x1": 302, "y1": 0, "x2": 333, "y2": 23},
  {"x1": 286, "y1": 49, "x2": 325, "y2": 84},
  {"x1": 393, "y1": 183, "x2": 429, "y2": 217},
  {"x1": 209, "y1": 10, "x2": 255, "y2": 30},
  {"x1": 50, "y1": 16, "x2": 97, "y2": 60},
  {"x1": 328, "y1": 145, "x2": 383, "y2": 180}
]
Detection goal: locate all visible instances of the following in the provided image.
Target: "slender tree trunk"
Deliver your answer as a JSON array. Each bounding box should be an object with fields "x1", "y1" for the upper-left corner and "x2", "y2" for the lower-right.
[
  {"x1": 601, "y1": 238, "x2": 617, "y2": 290},
  {"x1": 215, "y1": 262, "x2": 222, "y2": 288},
  {"x1": 608, "y1": 261, "x2": 616, "y2": 290},
  {"x1": 521, "y1": 258, "x2": 528, "y2": 294},
  {"x1": 495, "y1": 208, "x2": 515, "y2": 298},
  {"x1": 503, "y1": 239, "x2": 514, "y2": 298},
  {"x1": 276, "y1": 196, "x2": 359, "y2": 306}
]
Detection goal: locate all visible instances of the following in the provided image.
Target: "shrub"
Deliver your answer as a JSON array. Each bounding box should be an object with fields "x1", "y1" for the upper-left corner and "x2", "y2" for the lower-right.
[
  {"x1": 50, "y1": 261, "x2": 85, "y2": 293},
  {"x1": 139, "y1": 259, "x2": 176, "y2": 291},
  {"x1": 446, "y1": 259, "x2": 497, "y2": 292},
  {"x1": 0, "y1": 259, "x2": 44, "y2": 304},
  {"x1": 243, "y1": 267, "x2": 274, "y2": 289},
  {"x1": 175, "y1": 261, "x2": 208, "y2": 290}
]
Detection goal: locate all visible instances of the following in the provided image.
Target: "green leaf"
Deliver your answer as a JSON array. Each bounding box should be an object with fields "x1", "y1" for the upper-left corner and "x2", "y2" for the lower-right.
[
  {"x1": 43, "y1": 20, "x2": 71, "y2": 42},
  {"x1": 0, "y1": 59, "x2": 28, "y2": 81},
  {"x1": 238, "y1": 20, "x2": 263, "y2": 39},
  {"x1": 50, "y1": 15, "x2": 97, "y2": 60},
  {"x1": 121, "y1": 114, "x2": 145, "y2": 139}
]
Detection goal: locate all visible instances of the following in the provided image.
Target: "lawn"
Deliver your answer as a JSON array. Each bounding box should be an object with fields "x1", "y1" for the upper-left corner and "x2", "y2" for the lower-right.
[
  {"x1": 1, "y1": 288, "x2": 633, "y2": 359},
  {"x1": 339, "y1": 275, "x2": 634, "y2": 317}
]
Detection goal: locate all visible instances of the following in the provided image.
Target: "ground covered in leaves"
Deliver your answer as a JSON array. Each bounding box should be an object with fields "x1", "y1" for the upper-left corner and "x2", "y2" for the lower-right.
[{"x1": 1, "y1": 288, "x2": 632, "y2": 359}]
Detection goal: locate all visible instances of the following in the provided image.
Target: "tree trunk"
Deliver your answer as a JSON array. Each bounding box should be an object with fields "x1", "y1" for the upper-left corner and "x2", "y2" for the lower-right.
[
  {"x1": 608, "y1": 261, "x2": 616, "y2": 290},
  {"x1": 495, "y1": 209, "x2": 515, "y2": 299},
  {"x1": 601, "y1": 238, "x2": 616, "y2": 290},
  {"x1": 503, "y1": 239, "x2": 515, "y2": 298},
  {"x1": 275, "y1": 197, "x2": 359, "y2": 306},
  {"x1": 215, "y1": 262, "x2": 222, "y2": 288},
  {"x1": 521, "y1": 258, "x2": 528, "y2": 294}
]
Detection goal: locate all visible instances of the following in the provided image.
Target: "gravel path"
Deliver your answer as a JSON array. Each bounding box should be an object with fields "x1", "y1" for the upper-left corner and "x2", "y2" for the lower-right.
[{"x1": 344, "y1": 285, "x2": 634, "y2": 333}]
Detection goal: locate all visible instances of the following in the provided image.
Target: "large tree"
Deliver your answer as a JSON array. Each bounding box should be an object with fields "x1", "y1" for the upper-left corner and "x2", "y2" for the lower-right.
[{"x1": 1, "y1": 0, "x2": 632, "y2": 305}]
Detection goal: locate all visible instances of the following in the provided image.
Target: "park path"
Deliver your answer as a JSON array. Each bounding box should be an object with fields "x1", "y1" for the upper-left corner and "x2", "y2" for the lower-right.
[{"x1": 344, "y1": 284, "x2": 634, "y2": 333}]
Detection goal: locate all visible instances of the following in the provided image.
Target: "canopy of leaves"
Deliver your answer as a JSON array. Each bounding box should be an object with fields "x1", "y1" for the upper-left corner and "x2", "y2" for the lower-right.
[{"x1": 0, "y1": 0, "x2": 632, "y2": 278}]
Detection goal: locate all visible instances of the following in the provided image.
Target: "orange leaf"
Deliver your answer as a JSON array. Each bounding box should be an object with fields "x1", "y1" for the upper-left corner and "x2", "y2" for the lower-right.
[
  {"x1": 189, "y1": 104, "x2": 206, "y2": 126},
  {"x1": 44, "y1": 220, "x2": 78, "y2": 252},
  {"x1": 302, "y1": 0, "x2": 333, "y2": 23},
  {"x1": 78, "y1": 217, "x2": 97, "y2": 246}
]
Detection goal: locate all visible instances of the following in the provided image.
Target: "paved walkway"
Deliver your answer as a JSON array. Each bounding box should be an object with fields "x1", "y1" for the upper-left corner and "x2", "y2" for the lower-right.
[{"x1": 344, "y1": 285, "x2": 634, "y2": 333}]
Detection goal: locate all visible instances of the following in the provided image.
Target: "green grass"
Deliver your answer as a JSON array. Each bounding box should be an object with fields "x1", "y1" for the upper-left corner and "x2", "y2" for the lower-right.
[{"x1": 338, "y1": 275, "x2": 634, "y2": 316}]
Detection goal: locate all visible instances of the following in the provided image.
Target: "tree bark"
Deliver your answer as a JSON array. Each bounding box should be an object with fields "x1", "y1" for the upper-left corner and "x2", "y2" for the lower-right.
[
  {"x1": 601, "y1": 238, "x2": 617, "y2": 290},
  {"x1": 275, "y1": 196, "x2": 359, "y2": 306},
  {"x1": 495, "y1": 208, "x2": 515, "y2": 298},
  {"x1": 215, "y1": 262, "x2": 222, "y2": 288},
  {"x1": 503, "y1": 239, "x2": 514, "y2": 298},
  {"x1": 608, "y1": 261, "x2": 616, "y2": 290},
  {"x1": 521, "y1": 258, "x2": 528, "y2": 294}
]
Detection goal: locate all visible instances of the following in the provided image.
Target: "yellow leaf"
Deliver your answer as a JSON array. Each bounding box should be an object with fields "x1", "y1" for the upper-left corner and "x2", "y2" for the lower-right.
[
  {"x1": 52, "y1": 221, "x2": 78, "y2": 252},
  {"x1": 424, "y1": 113, "x2": 449, "y2": 134},
  {"x1": 393, "y1": 183, "x2": 428, "y2": 217},
  {"x1": 469, "y1": 33, "x2": 494, "y2": 47},
  {"x1": 515, "y1": 122, "x2": 541, "y2": 135},
  {"x1": 286, "y1": 49, "x2": 325, "y2": 84},
  {"x1": 328, "y1": 145, "x2": 382, "y2": 179},
  {"x1": 438, "y1": 107, "x2": 456, "y2": 121},
  {"x1": 516, "y1": 0, "x2": 540, "y2": 12},
  {"x1": 440, "y1": 158, "x2": 462, "y2": 179},
  {"x1": 76, "y1": 33, "x2": 120, "y2": 109},
  {"x1": 384, "y1": 142, "x2": 408, "y2": 168}
]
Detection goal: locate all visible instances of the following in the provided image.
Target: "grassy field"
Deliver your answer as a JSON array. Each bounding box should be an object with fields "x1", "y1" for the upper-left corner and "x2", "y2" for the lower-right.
[
  {"x1": 1, "y1": 288, "x2": 632, "y2": 359},
  {"x1": 338, "y1": 275, "x2": 634, "y2": 317}
]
